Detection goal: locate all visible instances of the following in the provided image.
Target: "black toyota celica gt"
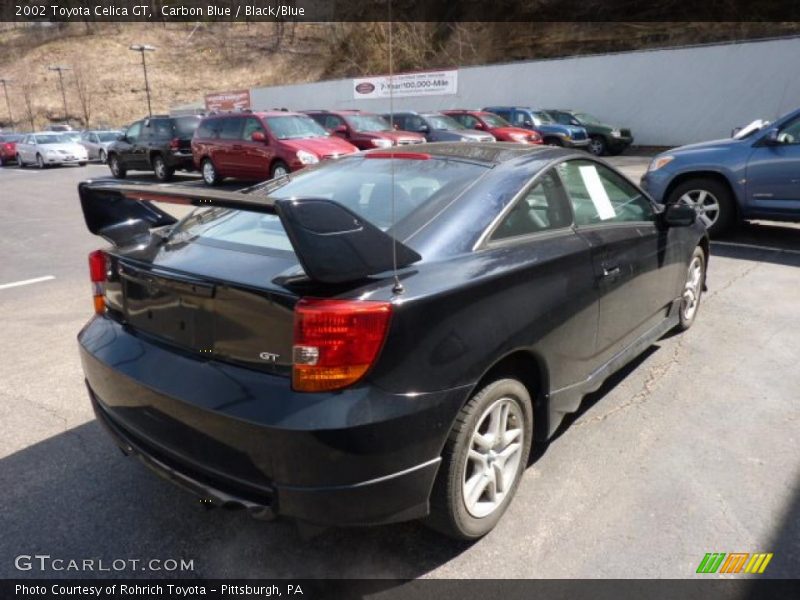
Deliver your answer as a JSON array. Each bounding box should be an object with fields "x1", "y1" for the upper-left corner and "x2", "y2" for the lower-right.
[{"x1": 77, "y1": 143, "x2": 708, "y2": 540}]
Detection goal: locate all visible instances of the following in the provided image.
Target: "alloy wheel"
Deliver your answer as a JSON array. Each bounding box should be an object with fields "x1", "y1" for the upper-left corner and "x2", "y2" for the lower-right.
[
  {"x1": 682, "y1": 255, "x2": 704, "y2": 321},
  {"x1": 462, "y1": 397, "x2": 525, "y2": 518},
  {"x1": 154, "y1": 157, "x2": 166, "y2": 179},
  {"x1": 37, "y1": 154, "x2": 44, "y2": 169},
  {"x1": 678, "y1": 189, "x2": 720, "y2": 229},
  {"x1": 202, "y1": 160, "x2": 216, "y2": 184},
  {"x1": 272, "y1": 165, "x2": 288, "y2": 178},
  {"x1": 588, "y1": 137, "x2": 605, "y2": 155}
]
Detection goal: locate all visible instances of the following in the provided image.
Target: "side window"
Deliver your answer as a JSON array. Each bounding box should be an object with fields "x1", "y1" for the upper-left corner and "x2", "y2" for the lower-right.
[
  {"x1": 242, "y1": 117, "x2": 265, "y2": 140},
  {"x1": 146, "y1": 119, "x2": 172, "y2": 140},
  {"x1": 325, "y1": 115, "x2": 345, "y2": 130},
  {"x1": 388, "y1": 115, "x2": 405, "y2": 129},
  {"x1": 460, "y1": 115, "x2": 478, "y2": 129},
  {"x1": 405, "y1": 115, "x2": 424, "y2": 131},
  {"x1": 219, "y1": 117, "x2": 244, "y2": 140},
  {"x1": 513, "y1": 111, "x2": 533, "y2": 126},
  {"x1": 558, "y1": 160, "x2": 654, "y2": 226},
  {"x1": 126, "y1": 122, "x2": 142, "y2": 143},
  {"x1": 778, "y1": 116, "x2": 800, "y2": 144},
  {"x1": 492, "y1": 171, "x2": 573, "y2": 240},
  {"x1": 196, "y1": 120, "x2": 218, "y2": 139},
  {"x1": 492, "y1": 109, "x2": 511, "y2": 121},
  {"x1": 555, "y1": 113, "x2": 573, "y2": 125}
]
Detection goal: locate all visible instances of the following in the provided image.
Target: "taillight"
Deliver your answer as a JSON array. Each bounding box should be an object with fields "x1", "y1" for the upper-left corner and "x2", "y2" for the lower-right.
[
  {"x1": 88, "y1": 250, "x2": 107, "y2": 314},
  {"x1": 170, "y1": 138, "x2": 180, "y2": 150},
  {"x1": 292, "y1": 298, "x2": 392, "y2": 392}
]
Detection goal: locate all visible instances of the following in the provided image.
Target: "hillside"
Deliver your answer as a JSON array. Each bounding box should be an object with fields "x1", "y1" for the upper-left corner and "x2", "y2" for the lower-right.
[{"x1": 1, "y1": 21, "x2": 799, "y2": 130}]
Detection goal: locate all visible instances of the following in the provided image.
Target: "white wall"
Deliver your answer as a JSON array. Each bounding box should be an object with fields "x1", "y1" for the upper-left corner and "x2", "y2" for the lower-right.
[{"x1": 250, "y1": 36, "x2": 800, "y2": 147}]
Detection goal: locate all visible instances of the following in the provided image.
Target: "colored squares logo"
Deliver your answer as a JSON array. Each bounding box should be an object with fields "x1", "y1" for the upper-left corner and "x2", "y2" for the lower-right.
[{"x1": 697, "y1": 552, "x2": 773, "y2": 574}]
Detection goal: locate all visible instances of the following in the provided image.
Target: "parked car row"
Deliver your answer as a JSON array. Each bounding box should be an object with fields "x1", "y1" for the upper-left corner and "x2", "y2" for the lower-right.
[
  {"x1": 0, "y1": 129, "x2": 121, "y2": 167},
  {"x1": 101, "y1": 107, "x2": 632, "y2": 186}
]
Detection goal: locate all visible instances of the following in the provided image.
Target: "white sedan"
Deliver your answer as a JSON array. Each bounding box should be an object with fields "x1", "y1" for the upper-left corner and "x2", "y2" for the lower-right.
[{"x1": 15, "y1": 132, "x2": 88, "y2": 168}]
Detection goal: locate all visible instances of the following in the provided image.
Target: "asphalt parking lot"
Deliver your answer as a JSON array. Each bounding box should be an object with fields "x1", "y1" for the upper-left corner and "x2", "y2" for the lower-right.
[{"x1": 0, "y1": 158, "x2": 798, "y2": 581}]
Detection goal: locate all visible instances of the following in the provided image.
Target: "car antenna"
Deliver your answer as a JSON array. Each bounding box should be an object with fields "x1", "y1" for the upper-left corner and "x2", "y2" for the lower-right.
[{"x1": 388, "y1": 3, "x2": 404, "y2": 296}]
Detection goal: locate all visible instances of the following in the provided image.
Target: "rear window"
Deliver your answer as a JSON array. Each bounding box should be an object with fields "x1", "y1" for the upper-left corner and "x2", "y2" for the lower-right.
[
  {"x1": 167, "y1": 156, "x2": 488, "y2": 255},
  {"x1": 174, "y1": 116, "x2": 201, "y2": 138}
]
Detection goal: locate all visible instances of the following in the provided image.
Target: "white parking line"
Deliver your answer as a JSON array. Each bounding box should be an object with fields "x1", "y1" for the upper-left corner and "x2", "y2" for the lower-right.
[{"x1": 0, "y1": 275, "x2": 55, "y2": 290}]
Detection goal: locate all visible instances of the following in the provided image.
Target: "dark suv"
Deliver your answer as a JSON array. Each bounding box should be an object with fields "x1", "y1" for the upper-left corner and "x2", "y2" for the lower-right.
[
  {"x1": 107, "y1": 115, "x2": 201, "y2": 181},
  {"x1": 545, "y1": 109, "x2": 634, "y2": 156}
]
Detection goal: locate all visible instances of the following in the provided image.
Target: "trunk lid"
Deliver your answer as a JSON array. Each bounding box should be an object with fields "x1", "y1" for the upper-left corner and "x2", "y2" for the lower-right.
[{"x1": 105, "y1": 243, "x2": 299, "y2": 377}]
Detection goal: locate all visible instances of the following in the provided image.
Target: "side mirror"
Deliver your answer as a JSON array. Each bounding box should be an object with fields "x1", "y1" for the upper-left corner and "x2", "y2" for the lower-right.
[
  {"x1": 730, "y1": 127, "x2": 742, "y2": 138},
  {"x1": 663, "y1": 203, "x2": 697, "y2": 227},
  {"x1": 474, "y1": 122, "x2": 485, "y2": 130},
  {"x1": 762, "y1": 128, "x2": 782, "y2": 146},
  {"x1": 117, "y1": 134, "x2": 126, "y2": 142},
  {"x1": 333, "y1": 125, "x2": 348, "y2": 136},
  {"x1": 522, "y1": 120, "x2": 533, "y2": 128},
  {"x1": 251, "y1": 131, "x2": 266, "y2": 142},
  {"x1": 417, "y1": 124, "x2": 429, "y2": 133}
]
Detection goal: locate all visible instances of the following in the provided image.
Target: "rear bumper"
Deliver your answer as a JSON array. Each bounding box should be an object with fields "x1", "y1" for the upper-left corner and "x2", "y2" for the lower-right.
[{"x1": 79, "y1": 316, "x2": 467, "y2": 526}]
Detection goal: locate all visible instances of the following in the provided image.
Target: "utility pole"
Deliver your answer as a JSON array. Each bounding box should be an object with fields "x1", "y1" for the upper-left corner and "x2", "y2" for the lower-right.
[
  {"x1": 129, "y1": 44, "x2": 156, "y2": 117},
  {"x1": 47, "y1": 65, "x2": 71, "y2": 122},
  {"x1": 0, "y1": 78, "x2": 13, "y2": 130}
]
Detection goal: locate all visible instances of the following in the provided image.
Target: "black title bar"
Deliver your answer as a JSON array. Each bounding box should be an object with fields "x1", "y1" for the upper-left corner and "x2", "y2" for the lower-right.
[{"x1": 3, "y1": 0, "x2": 800, "y2": 22}]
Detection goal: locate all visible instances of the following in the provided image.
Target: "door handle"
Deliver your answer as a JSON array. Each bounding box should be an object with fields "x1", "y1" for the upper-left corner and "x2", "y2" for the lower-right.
[{"x1": 602, "y1": 265, "x2": 621, "y2": 278}]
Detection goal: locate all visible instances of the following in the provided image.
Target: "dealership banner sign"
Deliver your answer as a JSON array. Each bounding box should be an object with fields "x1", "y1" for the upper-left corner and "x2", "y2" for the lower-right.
[
  {"x1": 353, "y1": 69, "x2": 458, "y2": 100},
  {"x1": 204, "y1": 90, "x2": 251, "y2": 112}
]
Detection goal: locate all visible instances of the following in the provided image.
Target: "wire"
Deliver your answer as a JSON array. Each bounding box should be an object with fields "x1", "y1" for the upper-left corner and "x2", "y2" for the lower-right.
[{"x1": 388, "y1": 3, "x2": 404, "y2": 295}]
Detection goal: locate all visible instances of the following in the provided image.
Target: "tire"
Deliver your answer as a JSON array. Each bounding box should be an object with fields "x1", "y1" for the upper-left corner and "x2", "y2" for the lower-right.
[
  {"x1": 98, "y1": 149, "x2": 107, "y2": 163},
  {"x1": 108, "y1": 154, "x2": 126, "y2": 179},
  {"x1": 543, "y1": 137, "x2": 562, "y2": 147},
  {"x1": 270, "y1": 160, "x2": 289, "y2": 179},
  {"x1": 675, "y1": 246, "x2": 706, "y2": 332},
  {"x1": 36, "y1": 154, "x2": 45, "y2": 169},
  {"x1": 426, "y1": 378, "x2": 533, "y2": 540},
  {"x1": 17, "y1": 154, "x2": 25, "y2": 168},
  {"x1": 152, "y1": 154, "x2": 174, "y2": 182},
  {"x1": 588, "y1": 135, "x2": 607, "y2": 156},
  {"x1": 201, "y1": 158, "x2": 221, "y2": 186},
  {"x1": 0, "y1": 155, "x2": 5, "y2": 167},
  {"x1": 666, "y1": 177, "x2": 735, "y2": 237},
  {"x1": 79, "y1": 162, "x2": 87, "y2": 167}
]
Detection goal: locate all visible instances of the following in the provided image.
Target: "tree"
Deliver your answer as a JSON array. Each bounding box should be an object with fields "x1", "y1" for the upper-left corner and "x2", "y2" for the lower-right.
[
  {"x1": 20, "y1": 81, "x2": 37, "y2": 131},
  {"x1": 73, "y1": 64, "x2": 93, "y2": 128}
]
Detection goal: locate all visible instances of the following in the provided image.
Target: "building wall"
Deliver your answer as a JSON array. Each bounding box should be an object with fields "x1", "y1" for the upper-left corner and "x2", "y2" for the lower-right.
[{"x1": 250, "y1": 36, "x2": 800, "y2": 147}]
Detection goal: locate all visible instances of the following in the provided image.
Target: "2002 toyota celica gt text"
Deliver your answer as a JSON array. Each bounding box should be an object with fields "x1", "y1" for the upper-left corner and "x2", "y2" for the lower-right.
[{"x1": 77, "y1": 143, "x2": 708, "y2": 539}]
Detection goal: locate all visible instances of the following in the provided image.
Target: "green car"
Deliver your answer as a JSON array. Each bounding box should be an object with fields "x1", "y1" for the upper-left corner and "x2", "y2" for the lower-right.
[{"x1": 545, "y1": 109, "x2": 634, "y2": 156}]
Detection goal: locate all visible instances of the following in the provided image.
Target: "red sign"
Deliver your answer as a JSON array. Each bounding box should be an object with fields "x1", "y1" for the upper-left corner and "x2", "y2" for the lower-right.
[{"x1": 204, "y1": 90, "x2": 251, "y2": 112}]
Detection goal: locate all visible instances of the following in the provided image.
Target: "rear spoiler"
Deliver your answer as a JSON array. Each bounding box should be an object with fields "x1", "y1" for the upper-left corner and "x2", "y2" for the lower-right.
[{"x1": 77, "y1": 181, "x2": 421, "y2": 284}]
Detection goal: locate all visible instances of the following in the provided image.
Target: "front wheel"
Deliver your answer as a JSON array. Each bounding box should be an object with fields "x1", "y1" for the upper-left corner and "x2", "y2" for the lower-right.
[
  {"x1": 666, "y1": 178, "x2": 735, "y2": 237},
  {"x1": 201, "y1": 158, "x2": 221, "y2": 186},
  {"x1": 98, "y1": 149, "x2": 107, "y2": 163},
  {"x1": 676, "y1": 246, "x2": 706, "y2": 331},
  {"x1": 17, "y1": 154, "x2": 25, "y2": 168},
  {"x1": 588, "y1": 135, "x2": 607, "y2": 156},
  {"x1": 36, "y1": 154, "x2": 45, "y2": 169},
  {"x1": 108, "y1": 155, "x2": 126, "y2": 179},
  {"x1": 270, "y1": 160, "x2": 289, "y2": 179},
  {"x1": 426, "y1": 378, "x2": 533, "y2": 540}
]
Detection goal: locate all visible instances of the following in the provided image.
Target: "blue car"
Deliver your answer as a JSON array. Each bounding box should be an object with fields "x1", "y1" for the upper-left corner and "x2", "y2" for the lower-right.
[
  {"x1": 483, "y1": 106, "x2": 590, "y2": 149},
  {"x1": 641, "y1": 108, "x2": 800, "y2": 236}
]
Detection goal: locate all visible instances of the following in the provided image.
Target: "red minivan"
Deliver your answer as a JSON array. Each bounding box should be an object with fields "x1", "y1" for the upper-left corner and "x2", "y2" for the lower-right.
[
  {"x1": 303, "y1": 110, "x2": 426, "y2": 149},
  {"x1": 192, "y1": 111, "x2": 358, "y2": 185}
]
